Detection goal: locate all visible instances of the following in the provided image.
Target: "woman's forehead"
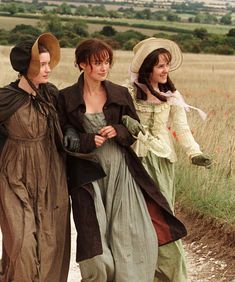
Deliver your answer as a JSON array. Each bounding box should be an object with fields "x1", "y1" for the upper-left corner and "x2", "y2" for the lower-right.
[
  {"x1": 91, "y1": 50, "x2": 110, "y2": 61},
  {"x1": 39, "y1": 52, "x2": 50, "y2": 61},
  {"x1": 158, "y1": 52, "x2": 171, "y2": 62}
]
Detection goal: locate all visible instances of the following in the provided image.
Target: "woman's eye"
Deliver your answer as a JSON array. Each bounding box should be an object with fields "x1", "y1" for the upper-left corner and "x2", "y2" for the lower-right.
[
  {"x1": 156, "y1": 63, "x2": 169, "y2": 69},
  {"x1": 41, "y1": 62, "x2": 48, "y2": 67},
  {"x1": 93, "y1": 59, "x2": 110, "y2": 65}
]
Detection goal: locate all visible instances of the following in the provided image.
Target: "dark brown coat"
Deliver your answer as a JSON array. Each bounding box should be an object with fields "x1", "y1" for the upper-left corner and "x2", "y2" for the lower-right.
[{"x1": 58, "y1": 74, "x2": 187, "y2": 262}]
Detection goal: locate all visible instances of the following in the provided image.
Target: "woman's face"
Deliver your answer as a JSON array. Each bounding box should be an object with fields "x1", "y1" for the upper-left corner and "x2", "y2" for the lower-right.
[
  {"x1": 80, "y1": 54, "x2": 111, "y2": 82},
  {"x1": 149, "y1": 53, "x2": 170, "y2": 87},
  {"x1": 30, "y1": 52, "x2": 51, "y2": 86}
]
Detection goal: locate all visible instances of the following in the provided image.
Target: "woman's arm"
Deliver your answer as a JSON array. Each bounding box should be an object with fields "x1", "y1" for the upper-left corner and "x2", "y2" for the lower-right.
[
  {"x1": 170, "y1": 103, "x2": 202, "y2": 158},
  {"x1": 113, "y1": 88, "x2": 140, "y2": 147},
  {"x1": 58, "y1": 91, "x2": 99, "y2": 153}
]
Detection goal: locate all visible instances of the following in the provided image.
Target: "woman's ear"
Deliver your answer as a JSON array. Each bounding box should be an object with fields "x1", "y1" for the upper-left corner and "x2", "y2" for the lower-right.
[{"x1": 79, "y1": 62, "x2": 86, "y2": 70}]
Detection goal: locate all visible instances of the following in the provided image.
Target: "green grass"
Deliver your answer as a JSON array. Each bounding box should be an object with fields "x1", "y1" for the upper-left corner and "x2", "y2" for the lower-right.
[{"x1": 176, "y1": 162, "x2": 235, "y2": 225}]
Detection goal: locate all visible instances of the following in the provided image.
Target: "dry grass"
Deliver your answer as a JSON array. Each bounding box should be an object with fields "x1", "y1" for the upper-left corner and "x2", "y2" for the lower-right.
[
  {"x1": 0, "y1": 16, "x2": 39, "y2": 31},
  {"x1": 1, "y1": 46, "x2": 234, "y2": 224}
]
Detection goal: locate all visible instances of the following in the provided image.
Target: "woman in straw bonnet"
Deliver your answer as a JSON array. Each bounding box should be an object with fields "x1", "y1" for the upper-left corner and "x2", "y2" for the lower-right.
[
  {"x1": 122, "y1": 37, "x2": 212, "y2": 282},
  {"x1": 0, "y1": 33, "x2": 70, "y2": 282},
  {"x1": 58, "y1": 38, "x2": 187, "y2": 282}
]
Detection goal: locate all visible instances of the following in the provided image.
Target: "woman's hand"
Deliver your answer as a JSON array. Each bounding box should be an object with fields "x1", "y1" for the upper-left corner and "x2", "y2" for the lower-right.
[
  {"x1": 94, "y1": 134, "x2": 107, "y2": 148},
  {"x1": 122, "y1": 115, "x2": 146, "y2": 136},
  {"x1": 191, "y1": 154, "x2": 212, "y2": 168},
  {"x1": 64, "y1": 128, "x2": 80, "y2": 152},
  {"x1": 99, "y1": 126, "x2": 117, "y2": 139}
]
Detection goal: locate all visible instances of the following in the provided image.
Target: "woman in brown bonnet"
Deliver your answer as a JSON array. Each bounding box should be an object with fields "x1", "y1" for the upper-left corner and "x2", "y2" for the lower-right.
[
  {"x1": 0, "y1": 33, "x2": 70, "y2": 281},
  {"x1": 58, "y1": 38, "x2": 187, "y2": 282}
]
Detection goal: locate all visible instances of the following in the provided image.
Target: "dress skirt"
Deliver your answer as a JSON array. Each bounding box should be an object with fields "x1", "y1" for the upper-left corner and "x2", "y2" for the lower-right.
[
  {"x1": 141, "y1": 152, "x2": 187, "y2": 282},
  {"x1": 79, "y1": 112, "x2": 158, "y2": 282},
  {"x1": 0, "y1": 101, "x2": 70, "y2": 282}
]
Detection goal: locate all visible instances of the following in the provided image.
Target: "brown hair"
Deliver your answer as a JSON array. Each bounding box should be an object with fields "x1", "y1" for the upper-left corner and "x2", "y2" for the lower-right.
[
  {"x1": 38, "y1": 43, "x2": 49, "y2": 54},
  {"x1": 138, "y1": 48, "x2": 176, "y2": 101},
  {"x1": 75, "y1": 39, "x2": 113, "y2": 71}
]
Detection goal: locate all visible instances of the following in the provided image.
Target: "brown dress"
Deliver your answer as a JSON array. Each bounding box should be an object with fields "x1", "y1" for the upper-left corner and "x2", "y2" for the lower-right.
[{"x1": 0, "y1": 99, "x2": 70, "y2": 282}]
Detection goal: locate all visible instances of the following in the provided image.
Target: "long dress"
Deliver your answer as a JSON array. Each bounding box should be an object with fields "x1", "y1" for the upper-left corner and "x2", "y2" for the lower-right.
[
  {"x1": 79, "y1": 112, "x2": 158, "y2": 282},
  {"x1": 0, "y1": 98, "x2": 70, "y2": 282},
  {"x1": 127, "y1": 84, "x2": 203, "y2": 282}
]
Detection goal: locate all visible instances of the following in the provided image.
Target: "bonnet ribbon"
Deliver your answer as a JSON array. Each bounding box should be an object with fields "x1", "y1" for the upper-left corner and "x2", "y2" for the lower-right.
[{"x1": 129, "y1": 70, "x2": 207, "y2": 121}]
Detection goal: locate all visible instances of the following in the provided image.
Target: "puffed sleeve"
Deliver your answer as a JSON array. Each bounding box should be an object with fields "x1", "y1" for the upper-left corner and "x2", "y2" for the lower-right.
[{"x1": 169, "y1": 99, "x2": 202, "y2": 158}]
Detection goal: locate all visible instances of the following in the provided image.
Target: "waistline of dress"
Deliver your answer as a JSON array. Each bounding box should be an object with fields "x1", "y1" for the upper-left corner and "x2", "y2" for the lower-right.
[{"x1": 8, "y1": 135, "x2": 47, "y2": 142}]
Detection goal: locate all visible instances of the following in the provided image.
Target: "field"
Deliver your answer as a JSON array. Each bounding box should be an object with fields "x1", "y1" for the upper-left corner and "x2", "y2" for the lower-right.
[
  {"x1": 0, "y1": 16, "x2": 38, "y2": 31},
  {"x1": 0, "y1": 46, "x2": 234, "y2": 230},
  {"x1": 0, "y1": 14, "x2": 233, "y2": 35},
  {"x1": 86, "y1": 23, "x2": 159, "y2": 36},
  {"x1": 0, "y1": 15, "x2": 161, "y2": 36},
  {"x1": 77, "y1": 16, "x2": 233, "y2": 35}
]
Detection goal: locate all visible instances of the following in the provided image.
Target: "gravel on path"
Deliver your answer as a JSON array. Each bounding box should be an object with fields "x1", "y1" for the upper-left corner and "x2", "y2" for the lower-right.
[{"x1": 1, "y1": 220, "x2": 234, "y2": 282}]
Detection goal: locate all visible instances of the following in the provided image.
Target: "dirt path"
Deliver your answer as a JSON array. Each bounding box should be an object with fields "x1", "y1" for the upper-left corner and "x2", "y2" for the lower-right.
[
  {"x1": 184, "y1": 241, "x2": 233, "y2": 282},
  {"x1": 178, "y1": 208, "x2": 235, "y2": 282},
  {"x1": 68, "y1": 218, "x2": 235, "y2": 282},
  {"x1": 1, "y1": 218, "x2": 235, "y2": 281}
]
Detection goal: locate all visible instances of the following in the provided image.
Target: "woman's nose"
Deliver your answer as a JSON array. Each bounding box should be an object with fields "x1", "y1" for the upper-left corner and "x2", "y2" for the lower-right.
[
  {"x1": 101, "y1": 62, "x2": 108, "y2": 68},
  {"x1": 46, "y1": 64, "x2": 51, "y2": 72},
  {"x1": 163, "y1": 65, "x2": 169, "y2": 73}
]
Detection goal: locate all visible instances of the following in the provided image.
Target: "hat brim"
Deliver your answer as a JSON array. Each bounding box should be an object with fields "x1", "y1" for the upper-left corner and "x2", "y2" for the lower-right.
[
  {"x1": 28, "y1": 33, "x2": 60, "y2": 78},
  {"x1": 130, "y1": 37, "x2": 183, "y2": 73}
]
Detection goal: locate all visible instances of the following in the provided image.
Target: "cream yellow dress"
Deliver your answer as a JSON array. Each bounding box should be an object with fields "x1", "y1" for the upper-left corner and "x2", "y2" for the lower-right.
[{"x1": 127, "y1": 83, "x2": 202, "y2": 282}]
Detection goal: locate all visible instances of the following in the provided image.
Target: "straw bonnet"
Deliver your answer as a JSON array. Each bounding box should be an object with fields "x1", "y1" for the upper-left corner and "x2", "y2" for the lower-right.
[
  {"x1": 130, "y1": 37, "x2": 183, "y2": 73},
  {"x1": 10, "y1": 32, "x2": 60, "y2": 78}
]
